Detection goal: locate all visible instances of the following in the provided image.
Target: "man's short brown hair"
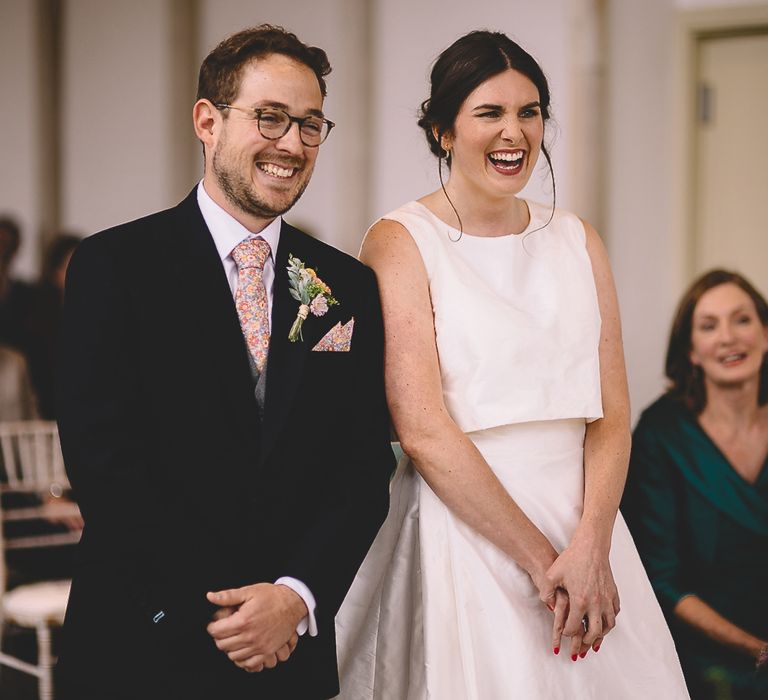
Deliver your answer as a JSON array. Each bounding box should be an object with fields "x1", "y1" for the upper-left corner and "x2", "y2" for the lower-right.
[{"x1": 197, "y1": 24, "x2": 331, "y2": 107}]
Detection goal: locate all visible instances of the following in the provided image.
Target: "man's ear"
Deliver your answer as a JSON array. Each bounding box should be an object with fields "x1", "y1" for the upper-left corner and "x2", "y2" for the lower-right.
[{"x1": 193, "y1": 99, "x2": 220, "y2": 150}]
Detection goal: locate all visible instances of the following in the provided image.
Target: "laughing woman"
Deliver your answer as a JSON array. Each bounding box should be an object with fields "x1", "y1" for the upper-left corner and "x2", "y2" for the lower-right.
[
  {"x1": 623, "y1": 270, "x2": 768, "y2": 700},
  {"x1": 335, "y1": 30, "x2": 689, "y2": 699}
]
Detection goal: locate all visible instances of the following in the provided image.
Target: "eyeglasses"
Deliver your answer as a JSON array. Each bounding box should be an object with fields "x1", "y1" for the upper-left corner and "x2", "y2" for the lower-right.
[{"x1": 215, "y1": 104, "x2": 335, "y2": 147}]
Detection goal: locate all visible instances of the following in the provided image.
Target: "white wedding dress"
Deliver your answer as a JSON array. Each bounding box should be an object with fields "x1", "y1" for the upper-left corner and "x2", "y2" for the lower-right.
[{"x1": 335, "y1": 200, "x2": 690, "y2": 699}]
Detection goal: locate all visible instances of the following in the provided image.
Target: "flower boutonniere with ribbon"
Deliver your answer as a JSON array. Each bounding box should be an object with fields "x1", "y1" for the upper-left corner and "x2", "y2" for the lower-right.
[{"x1": 287, "y1": 254, "x2": 339, "y2": 342}]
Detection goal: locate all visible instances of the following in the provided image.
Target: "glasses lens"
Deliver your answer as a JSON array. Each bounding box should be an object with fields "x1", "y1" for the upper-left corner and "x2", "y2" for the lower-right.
[
  {"x1": 299, "y1": 117, "x2": 328, "y2": 146},
  {"x1": 257, "y1": 109, "x2": 290, "y2": 138}
]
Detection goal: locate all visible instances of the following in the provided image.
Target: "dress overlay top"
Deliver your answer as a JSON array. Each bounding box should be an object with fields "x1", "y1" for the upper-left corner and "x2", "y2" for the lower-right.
[{"x1": 397, "y1": 200, "x2": 603, "y2": 432}]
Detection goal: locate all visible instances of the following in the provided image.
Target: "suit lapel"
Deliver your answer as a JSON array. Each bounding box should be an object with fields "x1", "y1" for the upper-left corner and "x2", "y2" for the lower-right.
[
  {"x1": 171, "y1": 192, "x2": 261, "y2": 454},
  {"x1": 169, "y1": 204, "x2": 341, "y2": 466},
  {"x1": 260, "y1": 224, "x2": 307, "y2": 463},
  {"x1": 260, "y1": 223, "x2": 344, "y2": 463}
]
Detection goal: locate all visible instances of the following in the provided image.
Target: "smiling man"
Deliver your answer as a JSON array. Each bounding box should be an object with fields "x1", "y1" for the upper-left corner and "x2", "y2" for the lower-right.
[{"x1": 56, "y1": 25, "x2": 393, "y2": 700}]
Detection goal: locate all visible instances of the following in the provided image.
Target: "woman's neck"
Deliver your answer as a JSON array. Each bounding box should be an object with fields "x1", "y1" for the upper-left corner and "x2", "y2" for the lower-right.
[
  {"x1": 698, "y1": 379, "x2": 768, "y2": 483},
  {"x1": 426, "y1": 179, "x2": 530, "y2": 237},
  {"x1": 700, "y1": 379, "x2": 764, "y2": 432}
]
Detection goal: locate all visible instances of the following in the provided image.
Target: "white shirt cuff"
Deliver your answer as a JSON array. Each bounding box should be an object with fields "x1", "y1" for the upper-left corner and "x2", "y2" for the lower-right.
[{"x1": 275, "y1": 576, "x2": 318, "y2": 637}]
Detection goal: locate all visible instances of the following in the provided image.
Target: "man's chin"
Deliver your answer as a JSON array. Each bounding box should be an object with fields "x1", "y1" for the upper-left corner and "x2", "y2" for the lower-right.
[
  {"x1": 217, "y1": 168, "x2": 311, "y2": 221},
  {"x1": 255, "y1": 183, "x2": 310, "y2": 218},
  {"x1": 246, "y1": 194, "x2": 300, "y2": 219},
  {"x1": 226, "y1": 190, "x2": 296, "y2": 220}
]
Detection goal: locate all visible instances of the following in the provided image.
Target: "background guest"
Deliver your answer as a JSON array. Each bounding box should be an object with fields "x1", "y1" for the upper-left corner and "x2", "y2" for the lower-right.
[
  {"x1": 0, "y1": 338, "x2": 79, "y2": 589},
  {"x1": 23, "y1": 234, "x2": 80, "y2": 418},
  {"x1": 0, "y1": 234, "x2": 83, "y2": 587},
  {"x1": 622, "y1": 269, "x2": 768, "y2": 700},
  {"x1": 0, "y1": 217, "x2": 34, "y2": 352}
]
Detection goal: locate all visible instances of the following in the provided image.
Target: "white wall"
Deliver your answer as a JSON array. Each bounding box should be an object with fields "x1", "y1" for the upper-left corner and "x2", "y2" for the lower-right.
[
  {"x1": 607, "y1": 0, "x2": 768, "y2": 420},
  {"x1": 0, "y1": 0, "x2": 45, "y2": 278},
  {"x1": 60, "y1": 0, "x2": 196, "y2": 235},
  {"x1": 606, "y1": 0, "x2": 681, "y2": 419},
  {"x1": 676, "y1": 0, "x2": 766, "y2": 7}
]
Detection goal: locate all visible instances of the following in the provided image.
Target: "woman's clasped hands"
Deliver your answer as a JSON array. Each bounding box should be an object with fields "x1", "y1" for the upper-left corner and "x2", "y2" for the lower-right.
[{"x1": 535, "y1": 537, "x2": 621, "y2": 661}]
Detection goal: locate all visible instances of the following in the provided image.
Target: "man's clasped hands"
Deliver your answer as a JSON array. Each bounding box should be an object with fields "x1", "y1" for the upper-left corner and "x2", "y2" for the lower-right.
[{"x1": 206, "y1": 583, "x2": 307, "y2": 673}]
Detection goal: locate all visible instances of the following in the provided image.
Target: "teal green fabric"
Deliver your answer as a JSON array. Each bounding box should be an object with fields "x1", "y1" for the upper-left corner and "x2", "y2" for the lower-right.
[{"x1": 622, "y1": 395, "x2": 768, "y2": 699}]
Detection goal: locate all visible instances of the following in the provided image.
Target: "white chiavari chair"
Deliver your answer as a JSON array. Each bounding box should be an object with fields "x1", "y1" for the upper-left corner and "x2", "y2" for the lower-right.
[{"x1": 0, "y1": 420, "x2": 81, "y2": 700}]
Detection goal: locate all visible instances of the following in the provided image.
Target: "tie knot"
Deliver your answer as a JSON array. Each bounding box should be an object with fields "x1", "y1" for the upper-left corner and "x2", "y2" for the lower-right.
[{"x1": 232, "y1": 238, "x2": 271, "y2": 271}]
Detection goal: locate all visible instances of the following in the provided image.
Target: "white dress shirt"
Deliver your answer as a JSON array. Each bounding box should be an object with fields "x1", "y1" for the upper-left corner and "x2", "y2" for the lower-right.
[{"x1": 196, "y1": 182, "x2": 318, "y2": 637}]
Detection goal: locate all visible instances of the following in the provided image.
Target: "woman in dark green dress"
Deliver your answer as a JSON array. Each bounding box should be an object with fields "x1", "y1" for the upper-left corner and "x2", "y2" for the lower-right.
[{"x1": 623, "y1": 269, "x2": 768, "y2": 700}]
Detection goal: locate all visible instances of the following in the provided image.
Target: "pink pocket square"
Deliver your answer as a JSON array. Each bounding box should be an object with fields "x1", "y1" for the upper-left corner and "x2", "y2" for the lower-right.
[{"x1": 312, "y1": 317, "x2": 354, "y2": 352}]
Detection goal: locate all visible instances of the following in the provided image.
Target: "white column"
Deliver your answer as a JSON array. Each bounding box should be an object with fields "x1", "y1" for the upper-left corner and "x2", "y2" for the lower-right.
[
  {"x1": 0, "y1": 0, "x2": 49, "y2": 279},
  {"x1": 606, "y1": 0, "x2": 681, "y2": 419},
  {"x1": 60, "y1": 0, "x2": 197, "y2": 235}
]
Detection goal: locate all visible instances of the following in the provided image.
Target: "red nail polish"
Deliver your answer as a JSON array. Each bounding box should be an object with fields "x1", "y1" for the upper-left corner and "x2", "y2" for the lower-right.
[
  {"x1": 593, "y1": 645, "x2": 600, "y2": 653},
  {"x1": 571, "y1": 654, "x2": 578, "y2": 661},
  {"x1": 553, "y1": 646, "x2": 560, "y2": 655},
  {"x1": 579, "y1": 651, "x2": 587, "y2": 658}
]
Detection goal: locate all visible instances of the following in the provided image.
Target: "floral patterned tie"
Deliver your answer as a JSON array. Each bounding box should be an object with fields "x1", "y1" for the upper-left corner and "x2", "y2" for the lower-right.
[{"x1": 231, "y1": 238, "x2": 271, "y2": 374}]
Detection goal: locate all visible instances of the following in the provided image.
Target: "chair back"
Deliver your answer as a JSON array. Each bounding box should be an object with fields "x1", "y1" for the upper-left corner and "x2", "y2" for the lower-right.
[
  {"x1": 0, "y1": 421, "x2": 80, "y2": 594},
  {"x1": 0, "y1": 421, "x2": 67, "y2": 491}
]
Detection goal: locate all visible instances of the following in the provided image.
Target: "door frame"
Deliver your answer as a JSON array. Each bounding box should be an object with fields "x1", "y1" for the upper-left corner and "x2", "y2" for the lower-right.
[{"x1": 673, "y1": 5, "x2": 768, "y2": 280}]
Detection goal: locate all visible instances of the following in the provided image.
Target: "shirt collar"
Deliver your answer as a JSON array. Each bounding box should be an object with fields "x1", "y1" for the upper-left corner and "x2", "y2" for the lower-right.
[{"x1": 196, "y1": 181, "x2": 281, "y2": 262}]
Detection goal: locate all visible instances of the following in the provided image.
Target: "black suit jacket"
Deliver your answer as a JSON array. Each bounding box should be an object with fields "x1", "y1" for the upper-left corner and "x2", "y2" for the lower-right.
[{"x1": 56, "y1": 190, "x2": 394, "y2": 699}]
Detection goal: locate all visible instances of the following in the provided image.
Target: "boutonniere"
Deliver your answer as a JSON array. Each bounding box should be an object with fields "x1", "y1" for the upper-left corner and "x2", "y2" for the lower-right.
[{"x1": 287, "y1": 254, "x2": 339, "y2": 342}]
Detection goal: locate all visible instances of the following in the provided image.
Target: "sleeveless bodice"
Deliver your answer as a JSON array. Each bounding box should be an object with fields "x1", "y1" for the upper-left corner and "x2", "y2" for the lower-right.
[{"x1": 379, "y1": 200, "x2": 603, "y2": 433}]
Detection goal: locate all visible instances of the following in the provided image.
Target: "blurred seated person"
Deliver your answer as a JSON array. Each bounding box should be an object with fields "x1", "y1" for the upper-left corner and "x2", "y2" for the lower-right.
[
  {"x1": 23, "y1": 234, "x2": 80, "y2": 418},
  {"x1": 0, "y1": 216, "x2": 35, "y2": 351},
  {"x1": 622, "y1": 269, "x2": 768, "y2": 700}
]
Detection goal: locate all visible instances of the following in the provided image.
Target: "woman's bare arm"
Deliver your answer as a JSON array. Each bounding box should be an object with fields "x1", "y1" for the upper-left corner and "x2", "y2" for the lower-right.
[
  {"x1": 546, "y1": 221, "x2": 629, "y2": 657},
  {"x1": 675, "y1": 595, "x2": 767, "y2": 665},
  {"x1": 361, "y1": 219, "x2": 560, "y2": 597}
]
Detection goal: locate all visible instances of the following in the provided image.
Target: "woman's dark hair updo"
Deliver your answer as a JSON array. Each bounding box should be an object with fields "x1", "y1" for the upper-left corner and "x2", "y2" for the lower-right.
[{"x1": 418, "y1": 30, "x2": 552, "y2": 162}]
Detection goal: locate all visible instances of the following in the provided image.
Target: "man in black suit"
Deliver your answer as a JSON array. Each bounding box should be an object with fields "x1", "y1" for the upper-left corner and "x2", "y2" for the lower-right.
[{"x1": 56, "y1": 25, "x2": 393, "y2": 700}]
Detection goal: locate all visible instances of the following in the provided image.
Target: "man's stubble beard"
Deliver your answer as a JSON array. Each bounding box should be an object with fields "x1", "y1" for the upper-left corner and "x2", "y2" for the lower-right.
[{"x1": 211, "y1": 139, "x2": 313, "y2": 220}]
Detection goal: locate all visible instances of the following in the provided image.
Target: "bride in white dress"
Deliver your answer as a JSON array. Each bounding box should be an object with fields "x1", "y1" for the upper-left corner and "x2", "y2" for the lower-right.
[{"x1": 335, "y1": 30, "x2": 689, "y2": 699}]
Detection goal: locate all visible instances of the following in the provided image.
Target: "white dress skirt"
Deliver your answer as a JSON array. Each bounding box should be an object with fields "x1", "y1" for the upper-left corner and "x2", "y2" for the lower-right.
[{"x1": 336, "y1": 420, "x2": 690, "y2": 698}]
